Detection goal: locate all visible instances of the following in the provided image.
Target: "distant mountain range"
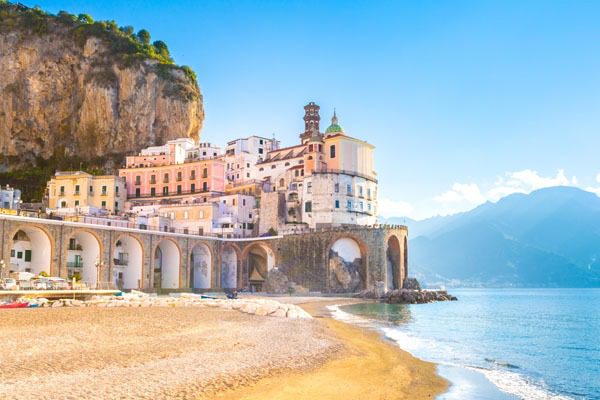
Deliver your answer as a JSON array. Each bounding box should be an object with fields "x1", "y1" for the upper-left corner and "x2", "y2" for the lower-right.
[{"x1": 383, "y1": 187, "x2": 600, "y2": 288}]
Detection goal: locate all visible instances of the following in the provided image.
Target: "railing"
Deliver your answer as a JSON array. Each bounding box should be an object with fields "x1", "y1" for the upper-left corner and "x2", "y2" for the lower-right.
[
  {"x1": 68, "y1": 244, "x2": 83, "y2": 251},
  {"x1": 113, "y1": 258, "x2": 128, "y2": 266},
  {"x1": 127, "y1": 189, "x2": 212, "y2": 200},
  {"x1": 66, "y1": 262, "x2": 83, "y2": 269},
  {"x1": 311, "y1": 168, "x2": 378, "y2": 183}
]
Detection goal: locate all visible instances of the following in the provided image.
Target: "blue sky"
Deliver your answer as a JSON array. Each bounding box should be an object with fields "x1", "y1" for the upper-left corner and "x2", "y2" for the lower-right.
[{"x1": 24, "y1": 0, "x2": 600, "y2": 219}]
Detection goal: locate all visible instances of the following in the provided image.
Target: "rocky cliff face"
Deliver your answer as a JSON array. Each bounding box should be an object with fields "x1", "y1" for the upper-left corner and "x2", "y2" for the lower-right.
[{"x1": 0, "y1": 4, "x2": 203, "y2": 171}]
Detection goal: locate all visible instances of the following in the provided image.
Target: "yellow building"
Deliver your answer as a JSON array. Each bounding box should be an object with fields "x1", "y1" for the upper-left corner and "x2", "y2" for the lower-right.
[{"x1": 46, "y1": 171, "x2": 126, "y2": 215}]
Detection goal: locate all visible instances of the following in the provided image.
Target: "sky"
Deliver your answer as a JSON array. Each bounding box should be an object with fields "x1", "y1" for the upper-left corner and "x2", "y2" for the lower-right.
[{"x1": 22, "y1": 0, "x2": 600, "y2": 220}]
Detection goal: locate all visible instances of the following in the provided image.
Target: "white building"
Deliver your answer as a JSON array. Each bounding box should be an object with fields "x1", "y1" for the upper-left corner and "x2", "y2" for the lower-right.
[
  {"x1": 0, "y1": 185, "x2": 21, "y2": 210},
  {"x1": 224, "y1": 136, "x2": 279, "y2": 185}
]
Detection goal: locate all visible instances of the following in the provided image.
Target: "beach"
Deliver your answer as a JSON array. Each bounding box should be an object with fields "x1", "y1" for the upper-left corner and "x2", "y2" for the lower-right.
[{"x1": 0, "y1": 298, "x2": 447, "y2": 400}]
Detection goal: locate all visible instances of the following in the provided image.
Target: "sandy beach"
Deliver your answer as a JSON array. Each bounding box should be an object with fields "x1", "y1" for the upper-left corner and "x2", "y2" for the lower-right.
[{"x1": 0, "y1": 298, "x2": 447, "y2": 400}]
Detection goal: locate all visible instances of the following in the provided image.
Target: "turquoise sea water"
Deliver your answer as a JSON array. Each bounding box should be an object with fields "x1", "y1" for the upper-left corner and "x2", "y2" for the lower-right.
[{"x1": 338, "y1": 289, "x2": 600, "y2": 400}]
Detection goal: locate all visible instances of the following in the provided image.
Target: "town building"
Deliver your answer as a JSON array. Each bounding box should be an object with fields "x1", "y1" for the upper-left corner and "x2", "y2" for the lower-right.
[
  {"x1": 0, "y1": 185, "x2": 21, "y2": 210},
  {"x1": 119, "y1": 157, "x2": 226, "y2": 207},
  {"x1": 224, "y1": 135, "x2": 279, "y2": 188},
  {"x1": 46, "y1": 171, "x2": 126, "y2": 215},
  {"x1": 257, "y1": 103, "x2": 378, "y2": 233}
]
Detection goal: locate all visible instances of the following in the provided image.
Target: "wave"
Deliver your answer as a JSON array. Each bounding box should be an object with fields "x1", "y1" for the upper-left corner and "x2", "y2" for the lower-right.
[{"x1": 327, "y1": 304, "x2": 572, "y2": 400}]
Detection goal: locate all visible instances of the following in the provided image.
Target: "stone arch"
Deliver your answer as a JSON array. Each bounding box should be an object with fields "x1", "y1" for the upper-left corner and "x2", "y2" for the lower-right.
[
  {"x1": 241, "y1": 242, "x2": 276, "y2": 292},
  {"x1": 8, "y1": 224, "x2": 54, "y2": 276},
  {"x1": 113, "y1": 234, "x2": 144, "y2": 290},
  {"x1": 220, "y1": 243, "x2": 241, "y2": 289},
  {"x1": 190, "y1": 242, "x2": 212, "y2": 289},
  {"x1": 153, "y1": 238, "x2": 182, "y2": 289},
  {"x1": 67, "y1": 229, "x2": 102, "y2": 288},
  {"x1": 326, "y1": 235, "x2": 368, "y2": 293},
  {"x1": 386, "y1": 235, "x2": 402, "y2": 290}
]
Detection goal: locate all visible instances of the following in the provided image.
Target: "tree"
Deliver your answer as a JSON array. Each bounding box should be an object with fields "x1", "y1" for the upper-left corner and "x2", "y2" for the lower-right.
[
  {"x1": 77, "y1": 13, "x2": 93, "y2": 24},
  {"x1": 137, "y1": 29, "x2": 150, "y2": 45},
  {"x1": 57, "y1": 10, "x2": 76, "y2": 24},
  {"x1": 120, "y1": 25, "x2": 134, "y2": 36},
  {"x1": 152, "y1": 40, "x2": 170, "y2": 59}
]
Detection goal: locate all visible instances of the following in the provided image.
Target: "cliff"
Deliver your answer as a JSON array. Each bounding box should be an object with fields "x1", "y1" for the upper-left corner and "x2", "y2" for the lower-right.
[{"x1": 0, "y1": 3, "x2": 203, "y2": 173}]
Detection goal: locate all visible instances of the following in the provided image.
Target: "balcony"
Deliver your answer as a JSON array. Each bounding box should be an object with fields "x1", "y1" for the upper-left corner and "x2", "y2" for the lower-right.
[
  {"x1": 67, "y1": 261, "x2": 83, "y2": 269},
  {"x1": 101, "y1": 192, "x2": 108, "y2": 196},
  {"x1": 68, "y1": 244, "x2": 83, "y2": 251},
  {"x1": 113, "y1": 258, "x2": 128, "y2": 266}
]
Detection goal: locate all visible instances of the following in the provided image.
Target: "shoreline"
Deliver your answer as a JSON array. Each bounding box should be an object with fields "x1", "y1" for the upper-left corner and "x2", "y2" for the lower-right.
[{"x1": 213, "y1": 298, "x2": 448, "y2": 400}]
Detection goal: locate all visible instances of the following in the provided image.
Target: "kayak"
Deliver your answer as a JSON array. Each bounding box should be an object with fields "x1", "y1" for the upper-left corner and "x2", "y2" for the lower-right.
[{"x1": 0, "y1": 302, "x2": 29, "y2": 309}]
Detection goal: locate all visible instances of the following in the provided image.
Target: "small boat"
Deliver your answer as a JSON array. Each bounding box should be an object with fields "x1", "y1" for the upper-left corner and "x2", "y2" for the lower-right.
[{"x1": 0, "y1": 301, "x2": 29, "y2": 309}]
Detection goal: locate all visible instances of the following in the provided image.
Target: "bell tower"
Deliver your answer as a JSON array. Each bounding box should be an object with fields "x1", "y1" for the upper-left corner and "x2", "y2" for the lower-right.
[{"x1": 300, "y1": 102, "x2": 322, "y2": 143}]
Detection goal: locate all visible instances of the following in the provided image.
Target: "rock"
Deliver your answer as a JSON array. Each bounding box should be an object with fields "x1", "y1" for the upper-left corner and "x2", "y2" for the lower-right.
[
  {"x1": 328, "y1": 252, "x2": 362, "y2": 293},
  {"x1": 402, "y1": 278, "x2": 421, "y2": 291},
  {"x1": 269, "y1": 308, "x2": 287, "y2": 318},
  {"x1": 0, "y1": 4, "x2": 204, "y2": 171}
]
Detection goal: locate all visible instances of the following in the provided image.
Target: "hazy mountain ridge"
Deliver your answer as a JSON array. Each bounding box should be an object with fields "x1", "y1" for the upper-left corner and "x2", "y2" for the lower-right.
[{"x1": 387, "y1": 187, "x2": 600, "y2": 287}]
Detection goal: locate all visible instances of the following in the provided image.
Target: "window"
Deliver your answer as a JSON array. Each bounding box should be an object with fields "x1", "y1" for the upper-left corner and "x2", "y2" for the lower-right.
[
  {"x1": 89, "y1": 185, "x2": 93, "y2": 193},
  {"x1": 280, "y1": 178, "x2": 285, "y2": 188},
  {"x1": 347, "y1": 200, "x2": 352, "y2": 210},
  {"x1": 249, "y1": 213, "x2": 252, "y2": 219},
  {"x1": 347, "y1": 184, "x2": 352, "y2": 195},
  {"x1": 177, "y1": 185, "x2": 182, "y2": 194},
  {"x1": 335, "y1": 200, "x2": 340, "y2": 208},
  {"x1": 60, "y1": 186, "x2": 65, "y2": 194},
  {"x1": 74, "y1": 184, "x2": 80, "y2": 194},
  {"x1": 135, "y1": 188, "x2": 140, "y2": 197},
  {"x1": 191, "y1": 183, "x2": 196, "y2": 193},
  {"x1": 101, "y1": 185, "x2": 107, "y2": 195},
  {"x1": 246, "y1": 172, "x2": 250, "y2": 178},
  {"x1": 115, "y1": 186, "x2": 119, "y2": 194},
  {"x1": 115, "y1": 201, "x2": 119, "y2": 211},
  {"x1": 305, "y1": 201, "x2": 312, "y2": 212},
  {"x1": 61, "y1": 201, "x2": 67, "y2": 208},
  {"x1": 191, "y1": 170, "x2": 196, "y2": 180},
  {"x1": 330, "y1": 145, "x2": 336, "y2": 158},
  {"x1": 151, "y1": 188, "x2": 156, "y2": 197},
  {"x1": 24, "y1": 250, "x2": 31, "y2": 262},
  {"x1": 135, "y1": 176, "x2": 141, "y2": 185},
  {"x1": 295, "y1": 170, "x2": 299, "y2": 177},
  {"x1": 367, "y1": 188, "x2": 371, "y2": 199},
  {"x1": 233, "y1": 198, "x2": 236, "y2": 206},
  {"x1": 359, "y1": 201, "x2": 363, "y2": 211},
  {"x1": 285, "y1": 162, "x2": 290, "y2": 166},
  {"x1": 74, "y1": 200, "x2": 79, "y2": 206},
  {"x1": 177, "y1": 171, "x2": 182, "y2": 181},
  {"x1": 163, "y1": 173, "x2": 169, "y2": 183},
  {"x1": 368, "y1": 203, "x2": 371, "y2": 211},
  {"x1": 271, "y1": 164, "x2": 276, "y2": 169},
  {"x1": 258, "y1": 148, "x2": 263, "y2": 154},
  {"x1": 203, "y1": 182, "x2": 208, "y2": 191},
  {"x1": 358, "y1": 186, "x2": 363, "y2": 196},
  {"x1": 309, "y1": 144, "x2": 313, "y2": 152},
  {"x1": 150, "y1": 175, "x2": 156, "y2": 184},
  {"x1": 17, "y1": 251, "x2": 23, "y2": 259},
  {"x1": 259, "y1": 167, "x2": 264, "y2": 172},
  {"x1": 335, "y1": 183, "x2": 339, "y2": 193},
  {"x1": 101, "y1": 200, "x2": 107, "y2": 208},
  {"x1": 259, "y1": 139, "x2": 263, "y2": 144},
  {"x1": 202, "y1": 168, "x2": 208, "y2": 178},
  {"x1": 163, "y1": 187, "x2": 169, "y2": 195},
  {"x1": 307, "y1": 182, "x2": 312, "y2": 193},
  {"x1": 246, "y1": 163, "x2": 250, "y2": 168},
  {"x1": 10, "y1": 249, "x2": 14, "y2": 257}
]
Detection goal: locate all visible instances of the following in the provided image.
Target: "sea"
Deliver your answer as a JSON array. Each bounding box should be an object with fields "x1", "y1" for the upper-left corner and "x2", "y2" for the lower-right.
[{"x1": 333, "y1": 288, "x2": 600, "y2": 400}]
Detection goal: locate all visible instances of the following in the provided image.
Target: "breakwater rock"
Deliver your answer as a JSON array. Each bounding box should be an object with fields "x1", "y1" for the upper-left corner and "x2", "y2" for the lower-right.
[
  {"x1": 23, "y1": 292, "x2": 313, "y2": 319},
  {"x1": 357, "y1": 288, "x2": 457, "y2": 304}
]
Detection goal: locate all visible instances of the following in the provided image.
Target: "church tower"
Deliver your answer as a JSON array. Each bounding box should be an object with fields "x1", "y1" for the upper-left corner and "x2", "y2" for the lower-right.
[{"x1": 300, "y1": 102, "x2": 322, "y2": 143}]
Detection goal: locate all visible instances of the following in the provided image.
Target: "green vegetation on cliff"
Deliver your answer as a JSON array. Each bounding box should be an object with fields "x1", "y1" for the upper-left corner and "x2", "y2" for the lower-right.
[{"x1": 0, "y1": 1, "x2": 197, "y2": 87}]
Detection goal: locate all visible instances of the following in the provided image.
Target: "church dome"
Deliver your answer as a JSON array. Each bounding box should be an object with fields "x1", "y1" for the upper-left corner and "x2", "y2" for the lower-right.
[{"x1": 325, "y1": 110, "x2": 344, "y2": 134}]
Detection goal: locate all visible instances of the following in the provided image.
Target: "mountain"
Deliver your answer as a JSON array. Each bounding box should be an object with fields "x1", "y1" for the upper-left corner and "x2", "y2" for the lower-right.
[
  {"x1": 400, "y1": 187, "x2": 600, "y2": 287},
  {"x1": 0, "y1": 3, "x2": 203, "y2": 199}
]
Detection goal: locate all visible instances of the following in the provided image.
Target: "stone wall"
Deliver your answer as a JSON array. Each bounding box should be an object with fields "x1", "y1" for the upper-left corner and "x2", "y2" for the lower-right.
[{"x1": 0, "y1": 215, "x2": 407, "y2": 294}]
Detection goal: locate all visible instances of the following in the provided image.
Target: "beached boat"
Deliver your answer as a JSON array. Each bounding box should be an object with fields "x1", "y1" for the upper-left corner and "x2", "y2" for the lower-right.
[{"x1": 0, "y1": 301, "x2": 29, "y2": 309}]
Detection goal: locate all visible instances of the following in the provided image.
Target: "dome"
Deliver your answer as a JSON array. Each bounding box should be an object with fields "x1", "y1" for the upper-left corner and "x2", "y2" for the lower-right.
[{"x1": 325, "y1": 110, "x2": 344, "y2": 134}]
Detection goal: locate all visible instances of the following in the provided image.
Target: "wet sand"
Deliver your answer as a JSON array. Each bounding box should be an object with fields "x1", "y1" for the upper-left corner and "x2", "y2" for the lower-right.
[{"x1": 0, "y1": 299, "x2": 447, "y2": 400}]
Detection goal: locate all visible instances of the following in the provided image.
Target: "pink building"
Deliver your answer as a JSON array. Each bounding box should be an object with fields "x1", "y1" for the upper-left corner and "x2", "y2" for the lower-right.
[{"x1": 119, "y1": 159, "x2": 226, "y2": 204}]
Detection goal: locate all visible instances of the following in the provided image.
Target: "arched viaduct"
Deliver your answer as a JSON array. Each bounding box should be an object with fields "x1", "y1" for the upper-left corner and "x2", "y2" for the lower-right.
[{"x1": 0, "y1": 215, "x2": 408, "y2": 293}]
